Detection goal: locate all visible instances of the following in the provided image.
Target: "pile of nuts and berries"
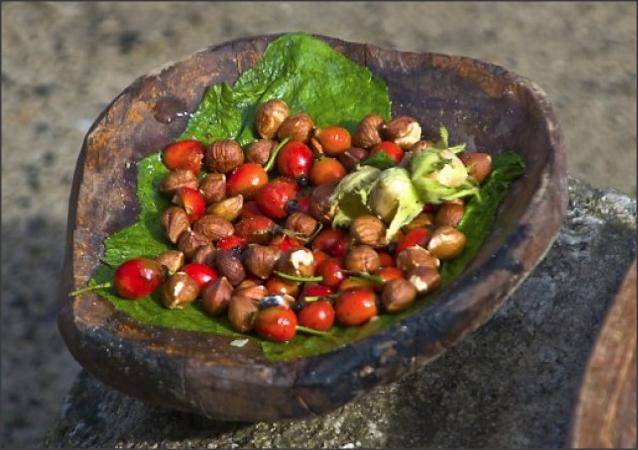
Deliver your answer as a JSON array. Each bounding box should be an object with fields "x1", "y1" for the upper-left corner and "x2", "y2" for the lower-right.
[{"x1": 104, "y1": 99, "x2": 493, "y2": 342}]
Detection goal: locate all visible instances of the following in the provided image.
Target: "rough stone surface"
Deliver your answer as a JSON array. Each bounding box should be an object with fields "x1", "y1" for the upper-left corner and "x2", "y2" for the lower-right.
[{"x1": 43, "y1": 178, "x2": 636, "y2": 449}]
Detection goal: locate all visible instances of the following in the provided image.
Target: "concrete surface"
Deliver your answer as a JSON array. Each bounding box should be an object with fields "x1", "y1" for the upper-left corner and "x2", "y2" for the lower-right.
[{"x1": 1, "y1": 2, "x2": 636, "y2": 447}]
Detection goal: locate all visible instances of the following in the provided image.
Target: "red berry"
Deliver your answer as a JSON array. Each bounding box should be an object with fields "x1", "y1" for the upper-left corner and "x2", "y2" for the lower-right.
[
  {"x1": 422, "y1": 203, "x2": 437, "y2": 214},
  {"x1": 272, "y1": 234, "x2": 305, "y2": 252},
  {"x1": 217, "y1": 235, "x2": 247, "y2": 251},
  {"x1": 318, "y1": 258, "x2": 346, "y2": 289},
  {"x1": 311, "y1": 228, "x2": 348, "y2": 257},
  {"x1": 254, "y1": 306, "x2": 298, "y2": 342},
  {"x1": 182, "y1": 263, "x2": 218, "y2": 289},
  {"x1": 335, "y1": 288, "x2": 378, "y2": 326},
  {"x1": 277, "y1": 141, "x2": 314, "y2": 178},
  {"x1": 310, "y1": 158, "x2": 346, "y2": 186},
  {"x1": 173, "y1": 187, "x2": 206, "y2": 223},
  {"x1": 312, "y1": 250, "x2": 330, "y2": 270},
  {"x1": 374, "y1": 267, "x2": 403, "y2": 292},
  {"x1": 370, "y1": 141, "x2": 404, "y2": 164},
  {"x1": 255, "y1": 179, "x2": 299, "y2": 219},
  {"x1": 297, "y1": 196, "x2": 311, "y2": 214},
  {"x1": 299, "y1": 300, "x2": 335, "y2": 331},
  {"x1": 162, "y1": 140, "x2": 204, "y2": 174},
  {"x1": 397, "y1": 228, "x2": 431, "y2": 255},
  {"x1": 226, "y1": 163, "x2": 268, "y2": 199},
  {"x1": 235, "y1": 215, "x2": 276, "y2": 244},
  {"x1": 317, "y1": 126, "x2": 351, "y2": 156},
  {"x1": 377, "y1": 252, "x2": 395, "y2": 268},
  {"x1": 300, "y1": 283, "x2": 334, "y2": 300},
  {"x1": 113, "y1": 258, "x2": 164, "y2": 299},
  {"x1": 241, "y1": 200, "x2": 263, "y2": 219}
]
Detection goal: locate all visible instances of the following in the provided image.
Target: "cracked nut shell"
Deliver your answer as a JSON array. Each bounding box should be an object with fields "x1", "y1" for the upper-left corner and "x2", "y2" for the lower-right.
[
  {"x1": 244, "y1": 244, "x2": 281, "y2": 280},
  {"x1": 407, "y1": 266, "x2": 441, "y2": 294},
  {"x1": 155, "y1": 250, "x2": 185, "y2": 275},
  {"x1": 345, "y1": 245, "x2": 381, "y2": 273},
  {"x1": 191, "y1": 244, "x2": 217, "y2": 267},
  {"x1": 381, "y1": 116, "x2": 422, "y2": 149},
  {"x1": 160, "y1": 272, "x2": 200, "y2": 309},
  {"x1": 199, "y1": 173, "x2": 226, "y2": 204},
  {"x1": 192, "y1": 215, "x2": 234, "y2": 242},
  {"x1": 396, "y1": 245, "x2": 440, "y2": 272},
  {"x1": 205, "y1": 139, "x2": 244, "y2": 174},
  {"x1": 160, "y1": 207, "x2": 191, "y2": 244},
  {"x1": 201, "y1": 276, "x2": 233, "y2": 315},
  {"x1": 352, "y1": 114, "x2": 384, "y2": 149},
  {"x1": 285, "y1": 212, "x2": 318, "y2": 238},
  {"x1": 256, "y1": 99, "x2": 289, "y2": 139},
  {"x1": 159, "y1": 169, "x2": 198, "y2": 196},
  {"x1": 177, "y1": 230, "x2": 210, "y2": 260},
  {"x1": 310, "y1": 183, "x2": 336, "y2": 224}
]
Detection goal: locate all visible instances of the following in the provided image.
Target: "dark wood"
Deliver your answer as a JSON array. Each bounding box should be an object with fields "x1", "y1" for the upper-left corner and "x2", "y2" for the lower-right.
[
  {"x1": 569, "y1": 261, "x2": 637, "y2": 448},
  {"x1": 57, "y1": 34, "x2": 568, "y2": 421}
]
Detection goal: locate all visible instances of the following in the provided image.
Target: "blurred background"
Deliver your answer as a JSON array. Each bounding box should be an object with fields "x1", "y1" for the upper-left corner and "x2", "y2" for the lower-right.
[{"x1": 1, "y1": 1, "x2": 636, "y2": 447}]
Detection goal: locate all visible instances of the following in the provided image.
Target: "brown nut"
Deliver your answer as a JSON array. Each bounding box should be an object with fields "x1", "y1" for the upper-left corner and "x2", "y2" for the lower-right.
[
  {"x1": 191, "y1": 244, "x2": 217, "y2": 267},
  {"x1": 396, "y1": 245, "x2": 440, "y2": 272},
  {"x1": 246, "y1": 139, "x2": 276, "y2": 164},
  {"x1": 427, "y1": 226, "x2": 466, "y2": 260},
  {"x1": 381, "y1": 116, "x2": 422, "y2": 149},
  {"x1": 403, "y1": 213, "x2": 434, "y2": 232},
  {"x1": 276, "y1": 112, "x2": 314, "y2": 143},
  {"x1": 201, "y1": 276, "x2": 233, "y2": 316},
  {"x1": 434, "y1": 201, "x2": 464, "y2": 228},
  {"x1": 407, "y1": 266, "x2": 441, "y2": 294},
  {"x1": 350, "y1": 215, "x2": 388, "y2": 247},
  {"x1": 207, "y1": 195, "x2": 243, "y2": 222},
  {"x1": 233, "y1": 283, "x2": 268, "y2": 302},
  {"x1": 205, "y1": 139, "x2": 244, "y2": 173},
  {"x1": 155, "y1": 250, "x2": 185, "y2": 275},
  {"x1": 256, "y1": 99, "x2": 289, "y2": 139},
  {"x1": 244, "y1": 244, "x2": 281, "y2": 280},
  {"x1": 215, "y1": 249, "x2": 246, "y2": 286},
  {"x1": 410, "y1": 140, "x2": 434, "y2": 153},
  {"x1": 345, "y1": 245, "x2": 380, "y2": 273},
  {"x1": 160, "y1": 207, "x2": 191, "y2": 244},
  {"x1": 285, "y1": 212, "x2": 318, "y2": 238},
  {"x1": 228, "y1": 294, "x2": 259, "y2": 333},
  {"x1": 277, "y1": 248, "x2": 315, "y2": 277},
  {"x1": 199, "y1": 173, "x2": 226, "y2": 204},
  {"x1": 159, "y1": 169, "x2": 198, "y2": 196},
  {"x1": 192, "y1": 215, "x2": 234, "y2": 242},
  {"x1": 160, "y1": 272, "x2": 200, "y2": 310},
  {"x1": 338, "y1": 147, "x2": 369, "y2": 170},
  {"x1": 382, "y1": 278, "x2": 417, "y2": 313},
  {"x1": 177, "y1": 230, "x2": 210, "y2": 260},
  {"x1": 352, "y1": 114, "x2": 384, "y2": 149},
  {"x1": 235, "y1": 279, "x2": 259, "y2": 291},
  {"x1": 459, "y1": 152, "x2": 492, "y2": 184},
  {"x1": 310, "y1": 183, "x2": 336, "y2": 224}
]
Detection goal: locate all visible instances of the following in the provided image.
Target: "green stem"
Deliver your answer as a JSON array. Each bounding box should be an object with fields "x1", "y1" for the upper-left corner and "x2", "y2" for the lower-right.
[
  {"x1": 296, "y1": 325, "x2": 329, "y2": 336},
  {"x1": 303, "y1": 294, "x2": 338, "y2": 302},
  {"x1": 344, "y1": 271, "x2": 384, "y2": 283},
  {"x1": 264, "y1": 137, "x2": 290, "y2": 172},
  {"x1": 69, "y1": 282, "x2": 111, "y2": 297},
  {"x1": 274, "y1": 271, "x2": 323, "y2": 283}
]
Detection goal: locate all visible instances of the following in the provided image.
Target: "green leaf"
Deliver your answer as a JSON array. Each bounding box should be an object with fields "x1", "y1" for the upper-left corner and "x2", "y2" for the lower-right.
[{"x1": 361, "y1": 151, "x2": 395, "y2": 170}]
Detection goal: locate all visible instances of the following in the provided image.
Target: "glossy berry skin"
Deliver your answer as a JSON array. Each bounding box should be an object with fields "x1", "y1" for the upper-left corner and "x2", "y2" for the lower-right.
[
  {"x1": 162, "y1": 140, "x2": 204, "y2": 174},
  {"x1": 317, "y1": 126, "x2": 352, "y2": 156},
  {"x1": 312, "y1": 250, "x2": 330, "y2": 271},
  {"x1": 254, "y1": 306, "x2": 298, "y2": 342},
  {"x1": 266, "y1": 276, "x2": 300, "y2": 297},
  {"x1": 397, "y1": 228, "x2": 431, "y2": 255},
  {"x1": 370, "y1": 141, "x2": 404, "y2": 164},
  {"x1": 318, "y1": 258, "x2": 346, "y2": 289},
  {"x1": 377, "y1": 252, "x2": 396, "y2": 268},
  {"x1": 226, "y1": 163, "x2": 268, "y2": 199},
  {"x1": 374, "y1": 267, "x2": 404, "y2": 291},
  {"x1": 241, "y1": 200, "x2": 263, "y2": 219},
  {"x1": 256, "y1": 179, "x2": 298, "y2": 219},
  {"x1": 310, "y1": 158, "x2": 346, "y2": 186},
  {"x1": 335, "y1": 288, "x2": 378, "y2": 326},
  {"x1": 182, "y1": 263, "x2": 218, "y2": 289},
  {"x1": 297, "y1": 196, "x2": 311, "y2": 214},
  {"x1": 277, "y1": 141, "x2": 314, "y2": 178},
  {"x1": 299, "y1": 300, "x2": 335, "y2": 331},
  {"x1": 312, "y1": 228, "x2": 348, "y2": 257},
  {"x1": 235, "y1": 215, "x2": 276, "y2": 244},
  {"x1": 217, "y1": 235, "x2": 247, "y2": 251},
  {"x1": 272, "y1": 234, "x2": 305, "y2": 252},
  {"x1": 301, "y1": 283, "x2": 334, "y2": 300},
  {"x1": 174, "y1": 187, "x2": 206, "y2": 223},
  {"x1": 422, "y1": 203, "x2": 437, "y2": 214},
  {"x1": 114, "y1": 258, "x2": 164, "y2": 299}
]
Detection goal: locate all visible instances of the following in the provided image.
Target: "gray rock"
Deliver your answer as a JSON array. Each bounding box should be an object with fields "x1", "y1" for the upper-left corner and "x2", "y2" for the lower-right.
[{"x1": 44, "y1": 178, "x2": 636, "y2": 448}]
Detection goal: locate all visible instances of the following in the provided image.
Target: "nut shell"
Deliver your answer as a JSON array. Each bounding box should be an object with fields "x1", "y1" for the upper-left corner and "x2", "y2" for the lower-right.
[
  {"x1": 460, "y1": 152, "x2": 492, "y2": 184},
  {"x1": 199, "y1": 173, "x2": 226, "y2": 204},
  {"x1": 352, "y1": 114, "x2": 384, "y2": 149},
  {"x1": 382, "y1": 278, "x2": 417, "y2": 313},
  {"x1": 177, "y1": 230, "x2": 210, "y2": 260},
  {"x1": 201, "y1": 276, "x2": 233, "y2": 316},
  {"x1": 207, "y1": 195, "x2": 243, "y2": 222},
  {"x1": 338, "y1": 147, "x2": 369, "y2": 170},
  {"x1": 160, "y1": 207, "x2": 191, "y2": 244},
  {"x1": 256, "y1": 99, "x2": 289, "y2": 139},
  {"x1": 228, "y1": 294, "x2": 259, "y2": 333},
  {"x1": 233, "y1": 283, "x2": 268, "y2": 302},
  {"x1": 160, "y1": 272, "x2": 200, "y2": 309},
  {"x1": 155, "y1": 250, "x2": 185, "y2": 275},
  {"x1": 244, "y1": 244, "x2": 281, "y2": 280},
  {"x1": 276, "y1": 112, "x2": 314, "y2": 143},
  {"x1": 396, "y1": 245, "x2": 440, "y2": 272},
  {"x1": 410, "y1": 140, "x2": 434, "y2": 153},
  {"x1": 434, "y1": 201, "x2": 465, "y2": 228},
  {"x1": 403, "y1": 213, "x2": 434, "y2": 232},
  {"x1": 215, "y1": 249, "x2": 246, "y2": 286},
  {"x1": 159, "y1": 169, "x2": 198, "y2": 196},
  {"x1": 407, "y1": 266, "x2": 441, "y2": 294},
  {"x1": 381, "y1": 116, "x2": 422, "y2": 149},
  {"x1": 350, "y1": 215, "x2": 387, "y2": 247},
  {"x1": 310, "y1": 184, "x2": 336, "y2": 224},
  {"x1": 278, "y1": 248, "x2": 315, "y2": 277},
  {"x1": 345, "y1": 245, "x2": 380, "y2": 273},
  {"x1": 192, "y1": 215, "x2": 234, "y2": 242},
  {"x1": 246, "y1": 139, "x2": 276, "y2": 164},
  {"x1": 427, "y1": 226, "x2": 467, "y2": 260},
  {"x1": 205, "y1": 139, "x2": 244, "y2": 174},
  {"x1": 191, "y1": 244, "x2": 217, "y2": 267},
  {"x1": 285, "y1": 212, "x2": 318, "y2": 238}
]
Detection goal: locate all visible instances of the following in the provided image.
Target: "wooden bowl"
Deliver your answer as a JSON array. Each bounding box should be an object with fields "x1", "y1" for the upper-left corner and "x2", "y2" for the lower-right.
[{"x1": 58, "y1": 34, "x2": 567, "y2": 421}]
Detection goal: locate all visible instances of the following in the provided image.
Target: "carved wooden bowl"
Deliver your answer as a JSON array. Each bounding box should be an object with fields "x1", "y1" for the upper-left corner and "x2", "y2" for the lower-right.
[{"x1": 58, "y1": 34, "x2": 567, "y2": 421}]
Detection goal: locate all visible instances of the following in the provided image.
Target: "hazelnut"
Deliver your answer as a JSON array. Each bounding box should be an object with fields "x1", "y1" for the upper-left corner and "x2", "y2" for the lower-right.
[
  {"x1": 434, "y1": 201, "x2": 464, "y2": 228},
  {"x1": 199, "y1": 173, "x2": 226, "y2": 204},
  {"x1": 160, "y1": 207, "x2": 191, "y2": 244},
  {"x1": 235, "y1": 279, "x2": 259, "y2": 290},
  {"x1": 285, "y1": 212, "x2": 318, "y2": 238},
  {"x1": 228, "y1": 294, "x2": 259, "y2": 333},
  {"x1": 205, "y1": 139, "x2": 244, "y2": 174},
  {"x1": 382, "y1": 278, "x2": 417, "y2": 313},
  {"x1": 160, "y1": 272, "x2": 200, "y2": 309},
  {"x1": 459, "y1": 152, "x2": 492, "y2": 184},
  {"x1": 155, "y1": 250, "x2": 185, "y2": 275},
  {"x1": 352, "y1": 114, "x2": 384, "y2": 149},
  {"x1": 350, "y1": 215, "x2": 388, "y2": 247},
  {"x1": 191, "y1": 244, "x2": 217, "y2": 267},
  {"x1": 309, "y1": 134, "x2": 323, "y2": 154},
  {"x1": 410, "y1": 140, "x2": 434, "y2": 153},
  {"x1": 381, "y1": 116, "x2": 422, "y2": 149},
  {"x1": 345, "y1": 245, "x2": 380, "y2": 273},
  {"x1": 201, "y1": 276, "x2": 233, "y2": 315},
  {"x1": 246, "y1": 139, "x2": 276, "y2": 164},
  {"x1": 159, "y1": 169, "x2": 198, "y2": 196},
  {"x1": 276, "y1": 112, "x2": 315, "y2": 143},
  {"x1": 278, "y1": 248, "x2": 315, "y2": 277},
  {"x1": 403, "y1": 213, "x2": 434, "y2": 232},
  {"x1": 256, "y1": 99, "x2": 289, "y2": 139},
  {"x1": 207, "y1": 195, "x2": 243, "y2": 222},
  {"x1": 427, "y1": 226, "x2": 466, "y2": 260},
  {"x1": 215, "y1": 249, "x2": 246, "y2": 286},
  {"x1": 396, "y1": 245, "x2": 440, "y2": 272},
  {"x1": 177, "y1": 230, "x2": 210, "y2": 260},
  {"x1": 310, "y1": 184, "x2": 336, "y2": 224},
  {"x1": 244, "y1": 244, "x2": 281, "y2": 279},
  {"x1": 407, "y1": 266, "x2": 441, "y2": 294},
  {"x1": 192, "y1": 215, "x2": 234, "y2": 242},
  {"x1": 339, "y1": 147, "x2": 369, "y2": 170},
  {"x1": 233, "y1": 283, "x2": 268, "y2": 302}
]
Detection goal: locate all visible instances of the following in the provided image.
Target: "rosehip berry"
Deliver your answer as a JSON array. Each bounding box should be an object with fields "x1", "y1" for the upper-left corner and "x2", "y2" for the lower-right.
[
  {"x1": 300, "y1": 283, "x2": 334, "y2": 300},
  {"x1": 335, "y1": 288, "x2": 378, "y2": 326},
  {"x1": 312, "y1": 250, "x2": 330, "y2": 270},
  {"x1": 226, "y1": 163, "x2": 268, "y2": 199},
  {"x1": 377, "y1": 252, "x2": 396, "y2": 268},
  {"x1": 256, "y1": 179, "x2": 298, "y2": 219},
  {"x1": 297, "y1": 196, "x2": 311, "y2": 214},
  {"x1": 310, "y1": 158, "x2": 346, "y2": 186},
  {"x1": 316, "y1": 126, "x2": 352, "y2": 156},
  {"x1": 271, "y1": 234, "x2": 305, "y2": 252},
  {"x1": 241, "y1": 200, "x2": 263, "y2": 219},
  {"x1": 254, "y1": 305, "x2": 298, "y2": 342},
  {"x1": 397, "y1": 228, "x2": 431, "y2": 255},
  {"x1": 318, "y1": 258, "x2": 346, "y2": 289},
  {"x1": 113, "y1": 258, "x2": 164, "y2": 299},
  {"x1": 182, "y1": 262, "x2": 218, "y2": 289},
  {"x1": 162, "y1": 140, "x2": 204, "y2": 174},
  {"x1": 235, "y1": 215, "x2": 277, "y2": 244},
  {"x1": 277, "y1": 141, "x2": 314, "y2": 179},
  {"x1": 299, "y1": 300, "x2": 335, "y2": 331},
  {"x1": 370, "y1": 141, "x2": 404, "y2": 164},
  {"x1": 217, "y1": 235, "x2": 247, "y2": 251},
  {"x1": 312, "y1": 228, "x2": 348, "y2": 257},
  {"x1": 374, "y1": 267, "x2": 404, "y2": 292},
  {"x1": 173, "y1": 187, "x2": 206, "y2": 223}
]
